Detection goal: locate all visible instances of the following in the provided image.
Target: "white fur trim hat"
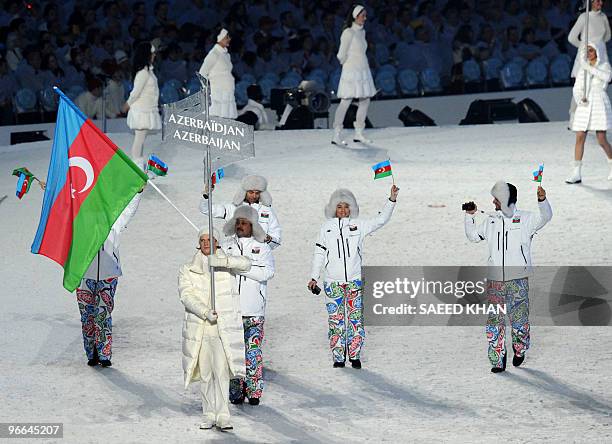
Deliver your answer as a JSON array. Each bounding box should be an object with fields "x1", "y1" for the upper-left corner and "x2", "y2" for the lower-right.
[
  {"x1": 491, "y1": 181, "x2": 517, "y2": 218},
  {"x1": 198, "y1": 225, "x2": 221, "y2": 242},
  {"x1": 232, "y1": 175, "x2": 273, "y2": 206},
  {"x1": 223, "y1": 205, "x2": 267, "y2": 242},
  {"x1": 325, "y1": 188, "x2": 359, "y2": 219},
  {"x1": 217, "y1": 28, "x2": 229, "y2": 42},
  {"x1": 352, "y1": 5, "x2": 365, "y2": 18}
]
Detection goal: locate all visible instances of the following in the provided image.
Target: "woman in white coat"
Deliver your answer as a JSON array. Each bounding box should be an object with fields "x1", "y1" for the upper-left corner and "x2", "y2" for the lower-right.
[
  {"x1": 199, "y1": 28, "x2": 238, "y2": 119},
  {"x1": 178, "y1": 226, "x2": 251, "y2": 430},
  {"x1": 123, "y1": 41, "x2": 162, "y2": 167},
  {"x1": 567, "y1": 0, "x2": 610, "y2": 124},
  {"x1": 307, "y1": 185, "x2": 399, "y2": 369},
  {"x1": 332, "y1": 4, "x2": 377, "y2": 146},
  {"x1": 567, "y1": 40, "x2": 612, "y2": 183}
]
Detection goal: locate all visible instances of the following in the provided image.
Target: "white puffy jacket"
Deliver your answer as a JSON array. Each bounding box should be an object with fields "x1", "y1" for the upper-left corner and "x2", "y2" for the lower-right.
[
  {"x1": 178, "y1": 251, "x2": 250, "y2": 388},
  {"x1": 465, "y1": 199, "x2": 552, "y2": 281},
  {"x1": 200, "y1": 197, "x2": 282, "y2": 249},
  {"x1": 82, "y1": 193, "x2": 141, "y2": 281},
  {"x1": 222, "y1": 235, "x2": 275, "y2": 317},
  {"x1": 310, "y1": 199, "x2": 396, "y2": 284}
]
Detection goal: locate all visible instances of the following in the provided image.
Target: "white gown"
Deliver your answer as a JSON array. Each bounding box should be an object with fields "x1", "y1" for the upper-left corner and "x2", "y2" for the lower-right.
[
  {"x1": 336, "y1": 23, "x2": 376, "y2": 99},
  {"x1": 199, "y1": 44, "x2": 238, "y2": 119}
]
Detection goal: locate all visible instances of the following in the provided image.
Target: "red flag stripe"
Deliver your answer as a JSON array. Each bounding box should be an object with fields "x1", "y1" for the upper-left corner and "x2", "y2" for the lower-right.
[{"x1": 375, "y1": 165, "x2": 392, "y2": 174}]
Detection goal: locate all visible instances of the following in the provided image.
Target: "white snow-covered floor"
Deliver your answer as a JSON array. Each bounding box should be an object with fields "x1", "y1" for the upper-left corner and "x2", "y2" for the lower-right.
[{"x1": 1, "y1": 122, "x2": 611, "y2": 443}]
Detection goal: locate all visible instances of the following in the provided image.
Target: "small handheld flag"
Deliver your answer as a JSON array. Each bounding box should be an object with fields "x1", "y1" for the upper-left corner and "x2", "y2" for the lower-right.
[
  {"x1": 12, "y1": 167, "x2": 37, "y2": 199},
  {"x1": 211, "y1": 168, "x2": 224, "y2": 187},
  {"x1": 372, "y1": 160, "x2": 392, "y2": 180},
  {"x1": 147, "y1": 154, "x2": 168, "y2": 176},
  {"x1": 532, "y1": 164, "x2": 544, "y2": 183}
]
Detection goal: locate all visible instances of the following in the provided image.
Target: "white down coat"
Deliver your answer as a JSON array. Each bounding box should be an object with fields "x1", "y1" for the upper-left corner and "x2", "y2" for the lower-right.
[
  {"x1": 571, "y1": 42, "x2": 612, "y2": 132},
  {"x1": 127, "y1": 66, "x2": 162, "y2": 131},
  {"x1": 337, "y1": 23, "x2": 377, "y2": 99},
  {"x1": 199, "y1": 44, "x2": 238, "y2": 118},
  {"x1": 568, "y1": 10, "x2": 611, "y2": 78},
  {"x1": 464, "y1": 199, "x2": 553, "y2": 281},
  {"x1": 178, "y1": 252, "x2": 251, "y2": 389},
  {"x1": 311, "y1": 199, "x2": 396, "y2": 283},
  {"x1": 82, "y1": 193, "x2": 141, "y2": 281}
]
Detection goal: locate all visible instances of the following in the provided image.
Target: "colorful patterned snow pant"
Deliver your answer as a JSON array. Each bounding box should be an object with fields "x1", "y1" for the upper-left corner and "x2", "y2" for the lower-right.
[
  {"x1": 486, "y1": 278, "x2": 530, "y2": 368},
  {"x1": 324, "y1": 280, "x2": 365, "y2": 363},
  {"x1": 230, "y1": 316, "x2": 265, "y2": 400},
  {"x1": 76, "y1": 278, "x2": 118, "y2": 361}
]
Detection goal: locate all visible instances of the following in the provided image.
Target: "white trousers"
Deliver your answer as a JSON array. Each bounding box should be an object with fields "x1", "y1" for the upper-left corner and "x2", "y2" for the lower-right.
[
  {"x1": 333, "y1": 98, "x2": 370, "y2": 130},
  {"x1": 130, "y1": 129, "x2": 148, "y2": 160},
  {"x1": 198, "y1": 335, "x2": 230, "y2": 421}
]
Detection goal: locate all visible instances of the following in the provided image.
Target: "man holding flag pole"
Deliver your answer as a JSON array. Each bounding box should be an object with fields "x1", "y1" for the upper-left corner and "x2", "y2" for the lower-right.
[
  {"x1": 464, "y1": 175, "x2": 552, "y2": 373},
  {"x1": 31, "y1": 86, "x2": 148, "y2": 367}
]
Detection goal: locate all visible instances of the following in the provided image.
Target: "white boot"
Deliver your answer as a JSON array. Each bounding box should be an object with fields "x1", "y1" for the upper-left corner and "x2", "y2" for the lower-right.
[
  {"x1": 215, "y1": 415, "x2": 233, "y2": 431},
  {"x1": 608, "y1": 158, "x2": 612, "y2": 180},
  {"x1": 565, "y1": 160, "x2": 582, "y2": 184},
  {"x1": 353, "y1": 124, "x2": 373, "y2": 144},
  {"x1": 331, "y1": 127, "x2": 347, "y2": 146},
  {"x1": 199, "y1": 414, "x2": 215, "y2": 430}
]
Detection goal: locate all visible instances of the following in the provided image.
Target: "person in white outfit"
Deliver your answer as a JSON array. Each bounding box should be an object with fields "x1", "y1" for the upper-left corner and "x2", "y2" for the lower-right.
[
  {"x1": 465, "y1": 182, "x2": 552, "y2": 373},
  {"x1": 567, "y1": 41, "x2": 612, "y2": 183},
  {"x1": 123, "y1": 41, "x2": 162, "y2": 166},
  {"x1": 332, "y1": 4, "x2": 377, "y2": 146},
  {"x1": 308, "y1": 186, "x2": 399, "y2": 369},
  {"x1": 200, "y1": 174, "x2": 282, "y2": 250},
  {"x1": 199, "y1": 28, "x2": 238, "y2": 119},
  {"x1": 567, "y1": 0, "x2": 611, "y2": 125},
  {"x1": 178, "y1": 226, "x2": 251, "y2": 430},
  {"x1": 221, "y1": 206, "x2": 275, "y2": 405}
]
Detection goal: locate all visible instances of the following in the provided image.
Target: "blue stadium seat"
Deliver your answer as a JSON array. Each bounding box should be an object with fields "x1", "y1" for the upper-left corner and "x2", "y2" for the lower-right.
[
  {"x1": 550, "y1": 56, "x2": 571, "y2": 85},
  {"x1": 40, "y1": 88, "x2": 58, "y2": 111},
  {"x1": 15, "y1": 88, "x2": 38, "y2": 112},
  {"x1": 375, "y1": 44, "x2": 390, "y2": 66},
  {"x1": 462, "y1": 59, "x2": 481, "y2": 83},
  {"x1": 328, "y1": 69, "x2": 342, "y2": 95},
  {"x1": 511, "y1": 56, "x2": 528, "y2": 68},
  {"x1": 420, "y1": 68, "x2": 442, "y2": 94},
  {"x1": 164, "y1": 79, "x2": 184, "y2": 91},
  {"x1": 307, "y1": 68, "x2": 327, "y2": 88},
  {"x1": 397, "y1": 69, "x2": 419, "y2": 95},
  {"x1": 259, "y1": 77, "x2": 276, "y2": 102},
  {"x1": 280, "y1": 71, "x2": 301, "y2": 88},
  {"x1": 377, "y1": 64, "x2": 397, "y2": 76},
  {"x1": 185, "y1": 79, "x2": 201, "y2": 95},
  {"x1": 500, "y1": 62, "x2": 524, "y2": 89},
  {"x1": 160, "y1": 84, "x2": 180, "y2": 104},
  {"x1": 375, "y1": 70, "x2": 397, "y2": 96},
  {"x1": 259, "y1": 72, "x2": 280, "y2": 84},
  {"x1": 235, "y1": 80, "x2": 250, "y2": 106},
  {"x1": 482, "y1": 58, "x2": 503, "y2": 80},
  {"x1": 526, "y1": 59, "x2": 548, "y2": 87}
]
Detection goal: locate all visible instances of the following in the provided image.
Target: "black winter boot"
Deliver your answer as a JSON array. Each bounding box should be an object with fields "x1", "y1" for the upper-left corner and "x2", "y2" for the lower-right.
[
  {"x1": 99, "y1": 359, "x2": 112, "y2": 368},
  {"x1": 87, "y1": 349, "x2": 99, "y2": 366},
  {"x1": 512, "y1": 353, "x2": 525, "y2": 367},
  {"x1": 491, "y1": 353, "x2": 507, "y2": 373},
  {"x1": 333, "y1": 361, "x2": 345, "y2": 368},
  {"x1": 248, "y1": 398, "x2": 260, "y2": 406},
  {"x1": 349, "y1": 359, "x2": 362, "y2": 369}
]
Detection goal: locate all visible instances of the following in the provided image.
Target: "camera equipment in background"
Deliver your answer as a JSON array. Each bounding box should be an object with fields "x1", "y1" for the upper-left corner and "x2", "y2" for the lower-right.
[
  {"x1": 273, "y1": 80, "x2": 331, "y2": 130},
  {"x1": 462, "y1": 201, "x2": 476, "y2": 212},
  {"x1": 341, "y1": 103, "x2": 373, "y2": 129},
  {"x1": 398, "y1": 106, "x2": 436, "y2": 127},
  {"x1": 460, "y1": 98, "x2": 548, "y2": 125}
]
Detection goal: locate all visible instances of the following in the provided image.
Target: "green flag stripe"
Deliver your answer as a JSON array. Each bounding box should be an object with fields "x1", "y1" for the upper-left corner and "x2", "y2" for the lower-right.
[
  {"x1": 62, "y1": 154, "x2": 146, "y2": 291},
  {"x1": 374, "y1": 170, "x2": 392, "y2": 179}
]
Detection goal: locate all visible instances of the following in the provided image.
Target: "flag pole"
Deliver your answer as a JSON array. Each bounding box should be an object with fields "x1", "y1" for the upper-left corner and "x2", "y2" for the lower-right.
[
  {"x1": 388, "y1": 157, "x2": 395, "y2": 186},
  {"x1": 582, "y1": 0, "x2": 590, "y2": 103},
  {"x1": 202, "y1": 75, "x2": 217, "y2": 313},
  {"x1": 147, "y1": 181, "x2": 199, "y2": 232}
]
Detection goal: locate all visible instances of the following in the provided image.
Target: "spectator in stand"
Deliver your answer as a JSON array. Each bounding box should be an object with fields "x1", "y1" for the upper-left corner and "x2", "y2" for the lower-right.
[
  {"x1": 114, "y1": 50, "x2": 131, "y2": 83},
  {"x1": 160, "y1": 42, "x2": 188, "y2": 84},
  {"x1": 534, "y1": 12, "x2": 553, "y2": 47},
  {"x1": 75, "y1": 78, "x2": 116, "y2": 119},
  {"x1": 16, "y1": 46, "x2": 46, "y2": 91},
  {"x1": 5, "y1": 32, "x2": 24, "y2": 72},
  {"x1": 477, "y1": 23, "x2": 504, "y2": 61},
  {"x1": 519, "y1": 27, "x2": 542, "y2": 61},
  {"x1": 41, "y1": 53, "x2": 65, "y2": 89},
  {"x1": 0, "y1": 55, "x2": 18, "y2": 125},
  {"x1": 503, "y1": 26, "x2": 522, "y2": 60},
  {"x1": 63, "y1": 47, "x2": 88, "y2": 90}
]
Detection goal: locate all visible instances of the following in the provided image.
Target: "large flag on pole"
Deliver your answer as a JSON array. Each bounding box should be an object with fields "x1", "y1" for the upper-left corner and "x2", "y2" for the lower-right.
[{"x1": 31, "y1": 87, "x2": 147, "y2": 292}]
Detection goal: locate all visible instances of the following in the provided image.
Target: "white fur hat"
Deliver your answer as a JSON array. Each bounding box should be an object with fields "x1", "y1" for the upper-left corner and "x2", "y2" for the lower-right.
[
  {"x1": 491, "y1": 181, "x2": 517, "y2": 217},
  {"x1": 198, "y1": 225, "x2": 221, "y2": 241},
  {"x1": 325, "y1": 188, "x2": 359, "y2": 219},
  {"x1": 232, "y1": 175, "x2": 273, "y2": 206},
  {"x1": 223, "y1": 205, "x2": 267, "y2": 242}
]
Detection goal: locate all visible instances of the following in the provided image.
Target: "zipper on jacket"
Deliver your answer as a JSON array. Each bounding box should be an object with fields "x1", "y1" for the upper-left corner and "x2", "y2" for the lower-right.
[
  {"x1": 521, "y1": 245, "x2": 527, "y2": 265},
  {"x1": 338, "y1": 219, "x2": 349, "y2": 282},
  {"x1": 497, "y1": 232, "x2": 500, "y2": 250},
  {"x1": 502, "y1": 218, "x2": 505, "y2": 281},
  {"x1": 505, "y1": 232, "x2": 508, "y2": 250},
  {"x1": 346, "y1": 239, "x2": 350, "y2": 257},
  {"x1": 337, "y1": 239, "x2": 341, "y2": 258}
]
